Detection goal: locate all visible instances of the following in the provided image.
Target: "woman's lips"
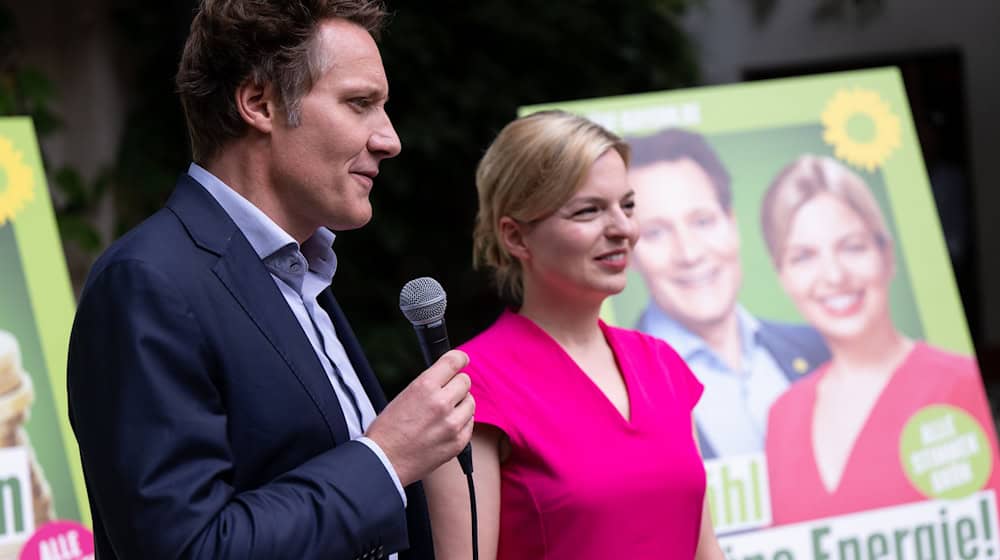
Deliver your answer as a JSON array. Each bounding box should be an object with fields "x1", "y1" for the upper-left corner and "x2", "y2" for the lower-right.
[
  {"x1": 817, "y1": 291, "x2": 864, "y2": 317},
  {"x1": 595, "y1": 249, "x2": 629, "y2": 271}
]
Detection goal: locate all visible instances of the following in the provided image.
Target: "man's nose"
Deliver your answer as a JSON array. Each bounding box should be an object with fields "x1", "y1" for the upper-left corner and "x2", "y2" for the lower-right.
[
  {"x1": 673, "y1": 226, "x2": 707, "y2": 264},
  {"x1": 369, "y1": 112, "x2": 401, "y2": 159}
]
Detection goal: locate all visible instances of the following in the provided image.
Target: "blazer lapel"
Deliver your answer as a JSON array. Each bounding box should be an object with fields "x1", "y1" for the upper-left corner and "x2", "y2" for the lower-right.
[
  {"x1": 318, "y1": 291, "x2": 389, "y2": 411},
  {"x1": 316, "y1": 291, "x2": 441, "y2": 554},
  {"x1": 166, "y1": 174, "x2": 351, "y2": 444}
]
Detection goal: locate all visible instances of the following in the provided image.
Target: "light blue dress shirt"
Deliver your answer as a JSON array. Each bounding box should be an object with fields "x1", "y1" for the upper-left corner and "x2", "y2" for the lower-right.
[
  {"x1": 189, "y1": 163, "x2": 406, "y2": 511},
  {"x1": 640, "y1": 303, "x2": 790, "y2": 456}
]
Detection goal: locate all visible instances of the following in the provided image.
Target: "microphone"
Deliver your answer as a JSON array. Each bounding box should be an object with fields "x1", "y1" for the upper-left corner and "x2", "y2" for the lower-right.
[{"x1": 399, "y1": 277, "x2": 473, "y2": 475}]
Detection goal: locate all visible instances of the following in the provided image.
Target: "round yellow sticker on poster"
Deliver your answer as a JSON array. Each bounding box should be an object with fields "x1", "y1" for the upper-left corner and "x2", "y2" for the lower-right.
[
  {"x1": 0, "y1": 136, "x2": 34, "y2": 226},
  {"x1": 821, "y1": 87, "x2": 901, "y2": 171},
  {"x1": 900, "y1": 404, "x2": 992, "y2": 500}
]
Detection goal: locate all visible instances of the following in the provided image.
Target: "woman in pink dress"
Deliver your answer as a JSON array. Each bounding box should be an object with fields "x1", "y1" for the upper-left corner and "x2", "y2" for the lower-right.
[
  {"x1": 761, "y1": 155, "x2": 1000, "y2": 525},
  {"x1": 425, "y1": 111, "x2": 725, "y2": 559}
]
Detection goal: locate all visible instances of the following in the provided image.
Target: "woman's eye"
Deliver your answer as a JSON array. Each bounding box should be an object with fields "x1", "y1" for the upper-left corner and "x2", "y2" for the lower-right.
[
  {"x1": 786, "y1": 251, "x2": 814, "y2": 265},
  {"x1": 842, "y1": 236, "x2": 874, "y2": 253},
  {"x1": 573, "y1": 207, "x2": 598, "y2": 218}
]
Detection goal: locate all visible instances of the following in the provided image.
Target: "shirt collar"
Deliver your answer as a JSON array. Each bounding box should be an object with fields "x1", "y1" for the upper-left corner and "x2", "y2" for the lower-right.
[
  {"x1": 735, "y1": 305, "x2": 762, "y2": 359},
  {"x1": 188, "y1": 162, "x2": 339, "y2": 284},
  {"x1": 641, "y1": 302, "x2": 760, "y2": 361}
]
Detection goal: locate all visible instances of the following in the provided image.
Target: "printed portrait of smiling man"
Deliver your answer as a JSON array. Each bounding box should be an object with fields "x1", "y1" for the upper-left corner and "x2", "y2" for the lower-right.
[{"x1": 627, "y1": 128, "x2": 831, "y2": 460}]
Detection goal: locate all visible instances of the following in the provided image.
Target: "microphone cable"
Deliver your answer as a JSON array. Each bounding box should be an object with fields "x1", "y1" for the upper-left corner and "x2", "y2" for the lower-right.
[
  {"x1": 400, "y1": 277, "x2": 478, "y2": 560},
  {"x1": 461, "y1": 450, "x2": 477, "y2": 560}
]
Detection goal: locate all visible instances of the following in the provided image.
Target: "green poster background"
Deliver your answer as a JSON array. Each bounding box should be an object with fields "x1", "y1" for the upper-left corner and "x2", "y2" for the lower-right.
[
  {"x1": 0, "y1": 117, "x2": 87, "y2": 529},
  {"x1": 612, "y1": 122, "x2": 923, "y2": 339},
  {"x1": 0, "y1": 225, "x2": 79, "y2": 522},
  {"x1": 521, "y1": 67, "x2": 969, "y2": 355},
  {"x1": 519, "y1": 68, "x2": 991, "y2": 545}
]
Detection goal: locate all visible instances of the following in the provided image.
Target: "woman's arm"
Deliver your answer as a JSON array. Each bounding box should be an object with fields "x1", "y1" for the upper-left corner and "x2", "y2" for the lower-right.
[
  {"x1": 695, "y1": 491, "x2": 727, "y2": 560},
  {"x1": 424, "y1": 424, "x2": 506, "y2": 560}
]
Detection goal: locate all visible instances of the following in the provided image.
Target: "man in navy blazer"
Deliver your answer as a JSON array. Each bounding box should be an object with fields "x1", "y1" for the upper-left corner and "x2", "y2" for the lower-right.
[
  {"x1": 66, "y1": 2, "x2": 473, "y2": 559},
  {"x1": 626, "y1": 128, "x2": 830, "y2": 460}
]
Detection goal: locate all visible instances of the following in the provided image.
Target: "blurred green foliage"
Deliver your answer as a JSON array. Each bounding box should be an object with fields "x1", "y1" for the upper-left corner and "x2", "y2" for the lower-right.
[
  {"x1": 352, "y1": 1, "x2": 700, "y2": 393},
  {"x1": 0, "y1": 4, "x2": 109, "y2": 256},
  {"x1": 5, "y1": 1, "x2": 701, "y2": 395}
]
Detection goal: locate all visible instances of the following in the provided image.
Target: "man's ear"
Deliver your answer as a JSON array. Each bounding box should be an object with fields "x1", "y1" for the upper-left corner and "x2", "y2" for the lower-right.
[
  {"x1": 499, "y1": 216, "x2": 531, "y2": 262},
  {"x1": 234, "y1": 79, "x2": 276, "y2": 134}
]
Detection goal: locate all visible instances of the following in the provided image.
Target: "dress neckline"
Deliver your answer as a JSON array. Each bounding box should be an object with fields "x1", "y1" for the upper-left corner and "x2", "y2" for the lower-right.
[
  {"x1": 804, "y1": 341, "x2": 924, "y2": 495},
  {"x1": 502, "y1": 310, "x2": 639, "y2": 427}
]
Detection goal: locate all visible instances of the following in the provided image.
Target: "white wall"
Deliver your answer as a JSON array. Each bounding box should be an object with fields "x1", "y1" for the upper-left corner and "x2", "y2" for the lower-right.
[{"x1": 682, "y1": 0, "x2": 1000, "y2": 344}]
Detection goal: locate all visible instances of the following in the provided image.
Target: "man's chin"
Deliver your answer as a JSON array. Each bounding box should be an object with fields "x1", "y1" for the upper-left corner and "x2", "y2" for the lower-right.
[
  {"x1": 657, "y1": 299, "x2": 736, "y2": 330},
  {"x1": 328, "y1": 208, "x2": 373, "y2": 232}
]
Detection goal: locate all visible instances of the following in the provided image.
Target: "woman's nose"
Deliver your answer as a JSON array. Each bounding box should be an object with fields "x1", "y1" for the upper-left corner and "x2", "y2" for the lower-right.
[
  {"x1": 820, "y1": 253, "x2": 849, "y2": 286},
  {"x1": 607, "y1": 207, "x2": 638, "y2": 244}
]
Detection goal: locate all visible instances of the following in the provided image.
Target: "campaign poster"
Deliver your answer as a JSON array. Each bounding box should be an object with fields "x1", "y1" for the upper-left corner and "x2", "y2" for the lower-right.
[
  {"x1": 522, "y1": 68, "x2": 1000, "y2": 558},
  {"x1": 0, "y1": 117, "x2": 93, "y2": 559}
]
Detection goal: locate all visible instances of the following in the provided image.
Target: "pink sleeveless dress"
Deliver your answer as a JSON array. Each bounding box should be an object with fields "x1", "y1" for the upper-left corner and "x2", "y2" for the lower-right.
[{"x1": 460, "y1": 310, "x2": 706, "y2": 559}]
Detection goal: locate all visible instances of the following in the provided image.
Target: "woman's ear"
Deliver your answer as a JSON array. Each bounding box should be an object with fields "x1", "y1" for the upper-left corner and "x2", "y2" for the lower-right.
[
  {"x1": 499, "y1": 216, "x2": 531, "y2": 262},
  {"x1": 234, "y1": 79, "x2": 276, "y2": 134}
]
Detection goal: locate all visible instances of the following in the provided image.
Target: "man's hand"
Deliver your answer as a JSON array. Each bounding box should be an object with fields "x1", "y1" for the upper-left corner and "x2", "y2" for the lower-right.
[{"x1": 366, "y1": 350, "x2": 475, "y2": 486}]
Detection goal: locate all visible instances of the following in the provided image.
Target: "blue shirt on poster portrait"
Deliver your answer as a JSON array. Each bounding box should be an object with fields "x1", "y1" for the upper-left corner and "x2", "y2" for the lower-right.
[{"x1": 637, "y1": 303, "x2": 829, "y2": 459}]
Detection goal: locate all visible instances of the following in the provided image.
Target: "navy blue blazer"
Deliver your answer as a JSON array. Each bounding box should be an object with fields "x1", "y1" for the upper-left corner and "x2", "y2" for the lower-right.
[
  {"x1": 756, "y1": 320, "x2": 831, "y2": 383},
  {"x1": 67, "y1": 174, "x2": 434, "y2": 560}
]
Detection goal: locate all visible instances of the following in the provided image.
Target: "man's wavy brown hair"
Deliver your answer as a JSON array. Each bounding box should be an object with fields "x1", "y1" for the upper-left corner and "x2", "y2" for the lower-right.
[{"x1": 176, "y1": 0, "x2": 388, "y2": 162}]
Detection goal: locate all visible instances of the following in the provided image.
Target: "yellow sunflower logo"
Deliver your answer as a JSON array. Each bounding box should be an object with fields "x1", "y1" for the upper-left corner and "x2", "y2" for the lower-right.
[
  {"x1": 0, "y1": 136, "x2": 34, "y2": 226},
  {"x1": 821, "y1": 88, "x2": 901, "y2": 172}
]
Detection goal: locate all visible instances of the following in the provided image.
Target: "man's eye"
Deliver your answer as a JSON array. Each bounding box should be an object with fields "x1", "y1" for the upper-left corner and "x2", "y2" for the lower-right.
[
  {"x1": 693, "y1": 215, "x2": 716, "y2": 228},
  {"x1": 350, "y1": 98, "x2": 372, "y2": 109},
  {"x1": 641, "y1": 227, "x2": 665, "y2": 241}
]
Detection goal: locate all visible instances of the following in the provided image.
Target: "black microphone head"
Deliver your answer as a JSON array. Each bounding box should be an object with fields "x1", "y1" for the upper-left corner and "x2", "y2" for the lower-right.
[{"x1": 399, "y1": 277, "x2": 447, "y2": 326}]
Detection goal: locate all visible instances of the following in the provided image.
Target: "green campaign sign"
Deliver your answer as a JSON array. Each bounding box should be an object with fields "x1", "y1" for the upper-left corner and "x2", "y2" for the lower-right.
[
  {"x1": 522, "y1": 68, "x2": 1000, "y2": 557},
  {"x1": 0, "y1": 118, "x2": 92, "y2": 559}
]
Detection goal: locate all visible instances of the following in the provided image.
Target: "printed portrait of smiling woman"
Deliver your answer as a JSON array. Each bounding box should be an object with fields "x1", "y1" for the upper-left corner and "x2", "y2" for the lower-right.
[{"x1": 759, "y1": 154, "x2": 1000, "y2": 525}]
